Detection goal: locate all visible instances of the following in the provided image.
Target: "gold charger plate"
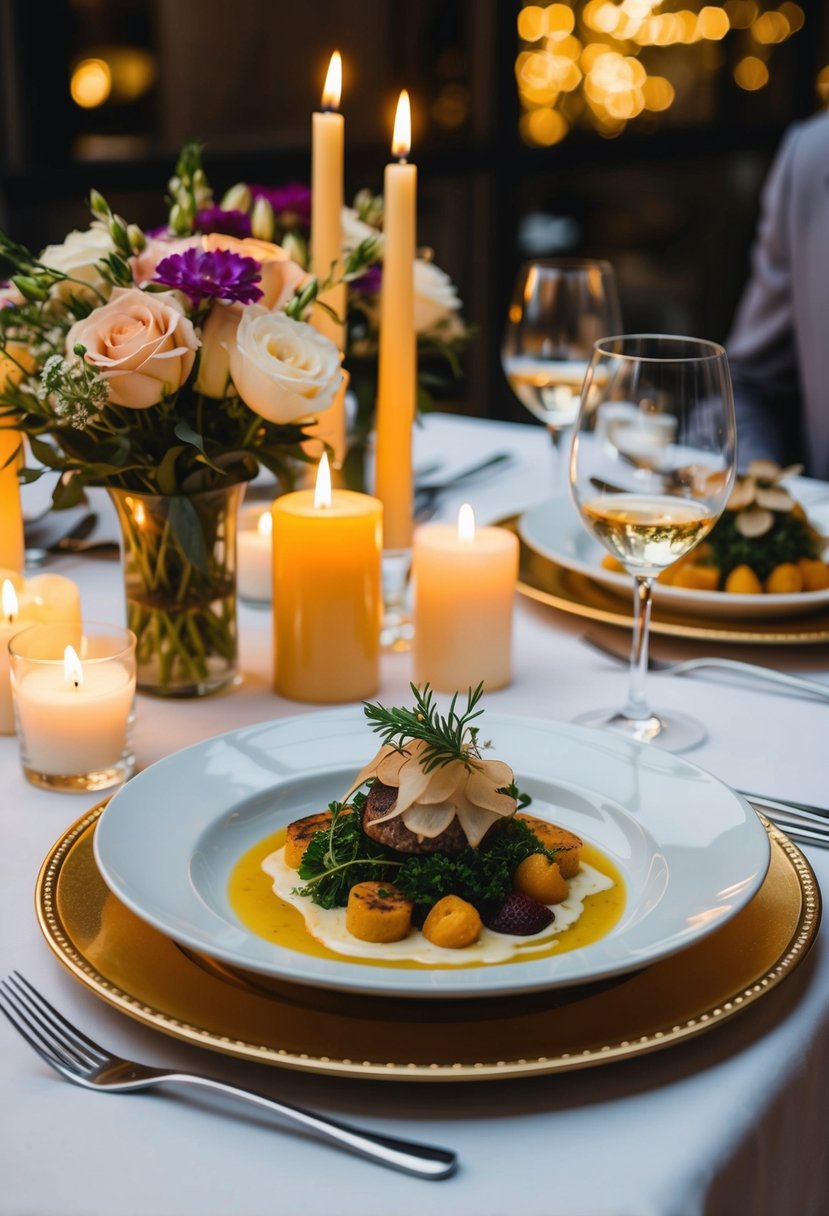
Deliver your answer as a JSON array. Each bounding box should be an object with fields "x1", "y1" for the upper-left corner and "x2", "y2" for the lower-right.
[
  {"x1": 503, "y1": 515, "x2": 829, "y2": 645},
  {"x1": 36, "y1": 803, "x2": 820, "y2": 1082}
]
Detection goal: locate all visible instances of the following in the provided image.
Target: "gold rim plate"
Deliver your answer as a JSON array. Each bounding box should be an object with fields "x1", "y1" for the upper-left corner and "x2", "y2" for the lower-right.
[
  {"x1": 501, "y1": 515, "x2": 829, "y2": 645},
  {"x1": 36, "y1": 804, "x2": 821, "y2": 1082}
]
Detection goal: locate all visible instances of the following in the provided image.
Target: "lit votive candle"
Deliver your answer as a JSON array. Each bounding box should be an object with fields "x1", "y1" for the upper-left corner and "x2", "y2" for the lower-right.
[
  {"x1": 0, "y1": 571, "x2": 81, "y2": 734},
  {"x1": 272, "y1": 454, "x2": 382, "y2": 703},
  {"x1": 238, "y1": 508, "x2": 273, "y2": 604},
  {"x1": 10, "y1": 622, "x2": 136, "y2": 792},
  {"x1": 412, "y1": 504, "x2": 519, "y2": 692}
]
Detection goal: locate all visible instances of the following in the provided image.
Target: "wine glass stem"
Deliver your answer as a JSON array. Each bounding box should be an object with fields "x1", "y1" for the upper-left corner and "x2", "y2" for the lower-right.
[
  {"x1": 624, "y1": 575, "x2": 654, "y2": 722},
  {"x1": 548, "y1": 424, "x2": 573, "y2": 495}
]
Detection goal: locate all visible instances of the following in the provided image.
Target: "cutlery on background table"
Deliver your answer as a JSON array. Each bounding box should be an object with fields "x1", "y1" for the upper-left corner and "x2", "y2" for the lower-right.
[
  {"x1": 25, "y1": 513, "x2": 120, "y2": 565},
  {"x1": 0, "y1": 973, "x2": 457, "y2": 1180},
  {"x1": 581, "y1": 633, "x2": 829, "y2": 702},
  {"x1": 413, "y1": 451, "x2": 515, "y2": 519}
]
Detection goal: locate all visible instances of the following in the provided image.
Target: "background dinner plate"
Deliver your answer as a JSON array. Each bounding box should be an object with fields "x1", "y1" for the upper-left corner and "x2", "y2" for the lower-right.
[
  {"x1": 93, "y1": 709, "x2": 770, "y2": 999},
  {"x1": 520, "y1": 495, "x2": 829, "y2": 621}
]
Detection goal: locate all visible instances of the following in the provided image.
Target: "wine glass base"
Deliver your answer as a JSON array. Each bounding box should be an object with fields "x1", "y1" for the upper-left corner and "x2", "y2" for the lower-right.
[{"x1": 572, "y1": 707, "x2": 707, "y2": 754}]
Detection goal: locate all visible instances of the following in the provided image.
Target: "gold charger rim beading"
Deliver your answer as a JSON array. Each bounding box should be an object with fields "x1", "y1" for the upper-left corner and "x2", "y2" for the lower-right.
[
  {"x1": 35, "y1": 802, "x2": 821, "y2": 1082},
  {"x1": 501, "y1": 514, "x2": 829, "y2": 645}
]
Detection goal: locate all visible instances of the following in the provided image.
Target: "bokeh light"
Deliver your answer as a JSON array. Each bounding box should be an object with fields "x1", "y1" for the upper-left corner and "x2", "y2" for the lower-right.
[{"x1": 70, "y1": 59, "x2": 111, "y2": 109}]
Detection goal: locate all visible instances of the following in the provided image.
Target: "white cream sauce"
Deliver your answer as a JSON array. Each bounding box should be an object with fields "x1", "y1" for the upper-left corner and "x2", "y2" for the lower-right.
[{"x1": 262, "y1": 848, "x2": 614, "y2": 966}]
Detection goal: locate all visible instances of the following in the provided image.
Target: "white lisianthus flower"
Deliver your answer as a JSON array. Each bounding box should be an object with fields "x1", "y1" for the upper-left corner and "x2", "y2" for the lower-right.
[
  {"x1": 414, "y1": 259, "x2": 462, "y2": 334},
  {"x1": 229, "y1": 307, "x2": 342, "y2": 424},
  {"x1": 341, "y1": 206, "x2": 383, "y2": 255},
  {"x1": 40, "y1": 224, "x2": 114, "y2": 303}
]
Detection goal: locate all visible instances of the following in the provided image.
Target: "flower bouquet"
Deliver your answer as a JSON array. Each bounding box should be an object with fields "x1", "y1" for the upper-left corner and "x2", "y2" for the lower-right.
[
  {"x1": 0, "y1": 145, "x2": 377, "y2": 695},
  {"x1": 0, "y1": 144, "x2": 470, "y2": 696}
]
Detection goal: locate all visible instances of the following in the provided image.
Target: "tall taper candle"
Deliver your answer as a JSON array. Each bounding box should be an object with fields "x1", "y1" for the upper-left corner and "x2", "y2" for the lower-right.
[
  {"x1": 374, "y1": 89, "x2": 416, "y2": 552},
  {"x1": 0, "y1": 347, "x2": 27, "y2": 572},
  {"x1": 308, "y1": 50, "x2": 347, "y2": 465}
]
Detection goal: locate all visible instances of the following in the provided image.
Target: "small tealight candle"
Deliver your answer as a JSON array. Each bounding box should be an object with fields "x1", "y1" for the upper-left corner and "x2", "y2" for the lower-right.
[
  {"x1": 0, "y1": 570, "x2": 82, "y2": 733},
  {"x1": 272, "y1": 454, "x2": 382, "y2": 703},
  {"x1": 10, "y1": 622, "x2": 136, "y2": 792},
  {"x1": 412, "y1": 504, "x2": 519, "y2": 692},
  {"x1": 238, "y1": 509, "x2": 273, "y2": 604}
]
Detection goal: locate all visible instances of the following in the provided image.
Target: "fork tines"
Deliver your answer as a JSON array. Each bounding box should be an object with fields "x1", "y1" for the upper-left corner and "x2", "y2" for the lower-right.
[{"x1": 0, "y1": 972, "x2": 105, "y2": 1075}]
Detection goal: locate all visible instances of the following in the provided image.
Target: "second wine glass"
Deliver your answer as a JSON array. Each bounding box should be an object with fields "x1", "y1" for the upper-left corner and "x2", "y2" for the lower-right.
[
  {"x1": 569, "y1": 334, "x2": 737, "y2": 753},
  {"x1": 502, "y1": 258, "x2": 622, "y2": 492}
]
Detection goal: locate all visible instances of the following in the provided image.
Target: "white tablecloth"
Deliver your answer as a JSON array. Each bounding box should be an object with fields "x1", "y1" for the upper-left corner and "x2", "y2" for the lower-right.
[{"x1": 2, "y1": 414, "x2": 829, "y2": 1216}]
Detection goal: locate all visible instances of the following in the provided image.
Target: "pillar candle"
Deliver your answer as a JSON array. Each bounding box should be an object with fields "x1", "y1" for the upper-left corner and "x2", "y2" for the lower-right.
[
  {"x1": 307, "y1": 50, "x2": 347, "y2": 465},
  {"x1": 237, "y1": 508, "x2": 273, "y2": 604},
  {"x1": 0, "y1": 426, "x2": 22, "y2": 580},
  {"x1": 374, "y1": 89, "x2": 417, "y2": 552},
  {"x1": 0, "y1": 571, "x2": 81, "y2": 733},
  {"x1": 0, "y1": 343, "x2": 34, "y2": 572},
  {"x1": 272, "y1": 454, "x2": 382, "y2": 703},
  {"x1": 412, "y1": 504, "x2": 519, "y2": 692}
]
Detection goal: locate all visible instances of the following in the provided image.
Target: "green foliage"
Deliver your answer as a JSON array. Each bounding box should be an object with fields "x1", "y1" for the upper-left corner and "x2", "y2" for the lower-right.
[
  {"x1": 362, "y1": 682, "x2": 486, "y2": 773},
  {"x1": 296, "y1": 796, "x2": 399, "y2": 910},
  {"x1": 708, "y1": 511, "x2": 820, "y2": 581}
]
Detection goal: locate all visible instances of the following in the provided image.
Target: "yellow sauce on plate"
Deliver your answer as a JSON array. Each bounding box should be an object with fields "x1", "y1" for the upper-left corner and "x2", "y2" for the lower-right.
[{"x1": 228, "y1": 827, "x2": 626, "y2": 970}]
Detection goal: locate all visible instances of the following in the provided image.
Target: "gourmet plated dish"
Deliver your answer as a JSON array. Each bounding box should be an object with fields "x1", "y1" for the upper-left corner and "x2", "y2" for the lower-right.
[
  {"x1": 229, "y1": 686, "x2": 624, "y2": 968},
  {"x1": 600, "y1": 462, "x2": 829, "y2": 595}
]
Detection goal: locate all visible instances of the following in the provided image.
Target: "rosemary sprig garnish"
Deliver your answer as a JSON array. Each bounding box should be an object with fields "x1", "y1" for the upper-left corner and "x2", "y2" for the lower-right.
[{"x1": 362, "y1": 682, "x2": 486, "y2": 773}]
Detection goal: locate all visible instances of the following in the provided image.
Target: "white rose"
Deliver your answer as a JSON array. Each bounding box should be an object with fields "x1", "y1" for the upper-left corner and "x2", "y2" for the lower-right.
[
  {"x1": 229, "y1": 307, "x2": 342, "y2": 424},
  {"x1": 341, "y1": 206, "x2": 383, "y2": 255},
  {"x1": 414, "y1": 259, "x2": 462, "y2": 334},
  {"x1": 40, "y1": 224, "x2": 114, "y2": 302}
]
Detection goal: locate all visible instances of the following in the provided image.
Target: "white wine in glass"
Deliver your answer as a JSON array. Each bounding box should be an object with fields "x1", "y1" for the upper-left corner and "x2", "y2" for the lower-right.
[
  {"x1": 569, "y1": 334, "x2": 737, "y2": 753},
  {"x1": 502, "y1": 259, "x2": 622, "y2": 489}
]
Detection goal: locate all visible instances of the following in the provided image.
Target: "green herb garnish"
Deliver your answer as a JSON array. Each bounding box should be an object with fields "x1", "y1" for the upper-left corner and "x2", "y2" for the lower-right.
[
  {"x1": 362, "y1": 683, "x2": 485, "y2": 773},
  {"x1": 294, "y1": 806, "x2": 545, "y2": 916}
]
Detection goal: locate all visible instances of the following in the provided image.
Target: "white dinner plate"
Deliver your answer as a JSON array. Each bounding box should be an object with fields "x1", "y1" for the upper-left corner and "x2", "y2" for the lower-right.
[
  {"x1": 93, "y1": 709, "x2": 770, "y2": 1000},
  {"x1": 520, "y1": 494, "x2": 829, "y2": 620}
]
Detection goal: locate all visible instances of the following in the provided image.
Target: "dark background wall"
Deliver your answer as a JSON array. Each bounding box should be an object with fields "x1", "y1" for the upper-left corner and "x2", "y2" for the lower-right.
[{"x1": 1, "y1": 0, "x2": 825, "y2": 422}]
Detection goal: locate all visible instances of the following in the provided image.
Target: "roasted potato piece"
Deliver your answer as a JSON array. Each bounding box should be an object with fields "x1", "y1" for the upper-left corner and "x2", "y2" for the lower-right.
[
  {"x1": 345, "y1": 882, "x2": 413, "y2": 943},
  {"x1": 516, "y1": 813, "x2": 583, "y2": 878},
  {"x1": 797, "y1": 558, "x2": 829, "y2": 591},
  {"x1": 765, "y1": 562, "x2": 803, "y2": 594},
  {"x1": 284, "y1": 808, "x2": 351, "y2": 869},
  {"x1": 422, "y1": 895, "x2": 482, "y2": 949},
  {"x1": 724, "y1": 564, "x2": 763, "y2": 595},
  {"x1": 513, "y1": 853, "x2": 568, "y2": 904},
  {"x1": 671, "y1": 564, "x2": 720, "y2": 592}
]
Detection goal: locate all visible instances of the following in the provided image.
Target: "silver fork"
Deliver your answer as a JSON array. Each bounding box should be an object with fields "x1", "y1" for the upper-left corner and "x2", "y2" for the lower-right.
[
  {"x1": 581, "y1": 633, "x2": 829, "y2": 702},
  {"x1": 0, "y1": 973, "x2": 457, "y2": 1180}
]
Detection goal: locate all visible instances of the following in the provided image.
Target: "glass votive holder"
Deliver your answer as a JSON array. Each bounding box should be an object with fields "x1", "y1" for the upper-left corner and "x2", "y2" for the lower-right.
[
  {"x1": 237, "y1": 503, "x2": 273, "y2": 606},
  {"x1": 9, "y1": 622, "x2": 137, "y2": 792}
]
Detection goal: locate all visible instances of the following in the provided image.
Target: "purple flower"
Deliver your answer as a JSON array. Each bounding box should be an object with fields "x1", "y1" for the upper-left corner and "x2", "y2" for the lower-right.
[
  {"x1": 153, "y1": 248, "x2": 264, "y2": 306},
  {"x1": 250, "y1": 182, "x2": 311, "y2": 229},
  {"x1": 196, "y1": 206, "x2": 252, "y2": 238},
  {"x1": 350, "y1": 264, "x2": 383, "y2": 297}
]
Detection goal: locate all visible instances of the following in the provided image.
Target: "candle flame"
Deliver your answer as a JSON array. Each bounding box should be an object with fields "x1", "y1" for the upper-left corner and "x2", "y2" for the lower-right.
[
  {"x1": 64, "y1": 645, "x2": 83, "y2": 689},
  {"x1": 392, "y1": 89, "x2": 411, "y2": 160},
  {"x1": 322, "y1": 50, "x2": 342, "y2": 110},
  {"x1": 134, "y1": 500, "x2": 146, "y2": 527},
  {"x1": 1, "y1": 578, "x2": 17, "y2": 622},
  {"x1": 257, "y1": 511, "x2": 273, "y2": 538},
  {"x1": 457, "y1": 503, "x2": 476, "y2": 543},
  {"x1": 314, "y1": 452, "x2": 332, "y2": 509}
]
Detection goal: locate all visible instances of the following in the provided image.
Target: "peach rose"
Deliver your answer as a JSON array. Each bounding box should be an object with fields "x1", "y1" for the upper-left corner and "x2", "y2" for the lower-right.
[
  {"x1": 195, "y1": 301, "x2": 241, "y2": 399},
  {"x1": 202, "y1": 234, "x2": 308, "y2": 309},
  {"x1": 66, "y1": 287, "x2": 199, "y2": 409}
]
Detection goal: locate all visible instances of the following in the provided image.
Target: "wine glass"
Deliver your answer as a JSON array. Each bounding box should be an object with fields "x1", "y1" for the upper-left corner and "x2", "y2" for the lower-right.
[
  {"x1": 569, "y1": 334, "x2": 737, "y2": 753},
  {"x1": 501, "y1": 258, "x2": 622, "y2": 492}
]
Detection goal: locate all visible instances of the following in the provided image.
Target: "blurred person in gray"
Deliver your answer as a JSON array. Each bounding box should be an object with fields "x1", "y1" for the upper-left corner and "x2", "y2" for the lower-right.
[{"x1": 726, "y1": 110, "x2": 829, "y2": 478}]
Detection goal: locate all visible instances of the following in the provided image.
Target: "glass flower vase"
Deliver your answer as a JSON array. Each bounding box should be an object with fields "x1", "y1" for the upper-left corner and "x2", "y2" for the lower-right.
[{"x1": 108, "y1": 484, "x2": 244, "y2": 697}]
